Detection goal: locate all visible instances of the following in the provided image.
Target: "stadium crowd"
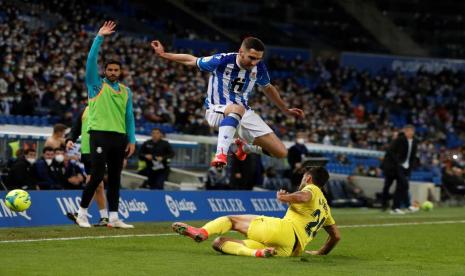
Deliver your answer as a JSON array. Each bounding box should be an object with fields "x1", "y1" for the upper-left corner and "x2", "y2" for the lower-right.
[{"x1": 1, "y1": 0, "x2": 465, "y2": 194}]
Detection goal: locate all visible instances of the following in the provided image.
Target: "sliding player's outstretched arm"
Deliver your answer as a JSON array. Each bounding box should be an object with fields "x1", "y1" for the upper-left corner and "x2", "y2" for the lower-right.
[
  {"x1": 305, "y1": 224, "x2": 341, "y2": 255},
  {"x1": 151, "y1": 40, "x2": 198, "y2": 66}
]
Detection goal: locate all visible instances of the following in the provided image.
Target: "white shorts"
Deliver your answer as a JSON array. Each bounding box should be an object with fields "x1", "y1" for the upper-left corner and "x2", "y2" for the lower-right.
[{"x1": 205, "y1": 105, "x2": 274, "y2": 143}]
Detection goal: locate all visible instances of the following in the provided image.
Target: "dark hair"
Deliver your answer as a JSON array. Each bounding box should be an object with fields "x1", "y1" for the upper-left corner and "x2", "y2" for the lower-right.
[
  {"x1": 54, "y1": 147, "x2": 65, "y2": 152},
  {"x1": 105, "y1": 60, "x2": 122, "y2": 69},
  {"x1": 42, "y1": 146, "x2": 54, "y2": 154},
  {"x1": 307, "y1": 166, "x2": 330, "y2": 188},
  {"x1": 24, "y1": 148, "x2": 36, "y2": 155},
  {"x1": 152, "y1": 128, "x2": 163, "y2": 134},
  {"x1": 241, "y1": 37, "x2": 265, "y2": 52},
  {"x1": 53, "y1": 123, "x2": 67, "y2": 134}
]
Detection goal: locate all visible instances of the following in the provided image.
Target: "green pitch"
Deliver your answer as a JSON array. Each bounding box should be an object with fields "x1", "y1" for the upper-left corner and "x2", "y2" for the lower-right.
[{"x1": 1, "y1": 207, "x2": 465, "y2": 276}]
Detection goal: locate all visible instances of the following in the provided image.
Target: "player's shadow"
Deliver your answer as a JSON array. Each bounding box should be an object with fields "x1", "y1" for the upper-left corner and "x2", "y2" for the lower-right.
[{"x1": 295, "y1": 254, "x2": 361, "y2": 264}]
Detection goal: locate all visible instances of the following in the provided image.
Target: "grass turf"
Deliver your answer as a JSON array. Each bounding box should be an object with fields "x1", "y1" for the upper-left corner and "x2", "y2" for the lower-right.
[{"x1": 1, "y1": 207, "x2": 464, "y2": 275}]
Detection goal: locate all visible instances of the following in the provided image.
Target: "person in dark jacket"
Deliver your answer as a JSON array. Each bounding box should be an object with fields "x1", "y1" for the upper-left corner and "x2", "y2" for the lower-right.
[
  {"x1": 6, "y1": 148, "x2": 38, "y2": 190},
  {"x1": 381, "y1": 125, "x2": 418, "y2": 214},
  {"x1": 139, "y1": 128, "x2": 175, "y2": 189},
  {"x1": 34, "y1": 146, "x2": 62, "y2": 190},
  {"x1": 287, "y1": 132, "x2": 309, "y2": 189}
]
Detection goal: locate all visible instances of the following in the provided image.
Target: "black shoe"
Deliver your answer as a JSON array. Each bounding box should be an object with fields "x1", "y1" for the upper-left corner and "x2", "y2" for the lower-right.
[
  {"x1": 66, "y1": 212, "x2": 78, "y2": 224},
  {"x1": 94, "y1": 217, "x2": 109, "y2": 227}
]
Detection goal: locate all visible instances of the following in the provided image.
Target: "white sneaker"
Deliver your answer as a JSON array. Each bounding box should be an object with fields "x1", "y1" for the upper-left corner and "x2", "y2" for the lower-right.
[
  {"x1": 407, "y1": 206, "x2": 420, "y2": 213},
  {"x1": 107, "y1": 219, "x2": 134, "y2": 229},
  {"x1": 76, "y1": 215, "x2": 91, "y2": 228},
  {"x1": 389, "y1": 208, "x2": 406, "y2": 215}
]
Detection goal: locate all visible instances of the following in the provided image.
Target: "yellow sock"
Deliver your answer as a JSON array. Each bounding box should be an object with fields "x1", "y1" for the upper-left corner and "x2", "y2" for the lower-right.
[
  {"x1": 220, "y1": 241, "x2": 256, "y2": 257},
  {"x1": 202, "y1": 216, "x2": 232, "y2": 236}
]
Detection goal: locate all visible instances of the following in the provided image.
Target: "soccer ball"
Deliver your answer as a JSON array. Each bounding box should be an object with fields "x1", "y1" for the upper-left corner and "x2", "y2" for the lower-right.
[
  {"x1": 421, "y1": 201, "x2": 434, "y2": 211},
  {"x1": 5, "y1": 189, "x2": 31, "y2": 212}
]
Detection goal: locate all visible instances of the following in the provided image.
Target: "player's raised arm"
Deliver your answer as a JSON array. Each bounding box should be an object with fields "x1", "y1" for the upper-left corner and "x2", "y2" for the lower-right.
[
  {"x1": 151, "y1": 40, "x2": 198, "y2": 67},
  {"x1": 305, "y1": 224, "x2": 341, "y2": 255},
  {"x1": 86, "y1": 21, "x2": 116, "y2": 90}
]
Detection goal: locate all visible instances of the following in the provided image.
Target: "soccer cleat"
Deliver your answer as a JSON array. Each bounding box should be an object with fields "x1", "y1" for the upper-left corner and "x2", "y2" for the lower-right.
[
  {"x1": 76, "y1": 215, "x2": 92, "y2": 228},
  {"x1": 210, "y1": 153, "x2": 227, "y2": 168},
  {"x1": 66, "y1": 212, "x2": 78, "y2": 224},
  {"x1": 255, "y1": 248, "x2": 277, "y2": 258},
  {"x1": 233, "y1": 138, "x2": 248, "y2": 161},
  {"x1": 94, "y1": 217, "x2": 109, "y2": 227},
  {"x1": 172, "y1": 222, "x2": 208, "y2": 242},
  {"x1": 107, "y1": 219, "x2": 135, "y2": 229}
]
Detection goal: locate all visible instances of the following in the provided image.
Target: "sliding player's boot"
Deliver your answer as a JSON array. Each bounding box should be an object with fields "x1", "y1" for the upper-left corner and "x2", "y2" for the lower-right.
[{"x1": 172, "y1": 222, "x2": 208, "y2": 242}]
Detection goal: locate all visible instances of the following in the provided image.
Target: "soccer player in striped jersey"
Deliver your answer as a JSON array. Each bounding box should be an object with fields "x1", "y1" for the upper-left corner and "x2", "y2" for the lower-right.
[{"x1": 151, "y1": 37, "x2": 304, "y2": 168}]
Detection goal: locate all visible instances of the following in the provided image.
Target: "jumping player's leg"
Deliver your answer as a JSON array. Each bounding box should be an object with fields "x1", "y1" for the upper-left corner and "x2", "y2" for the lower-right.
[
  {"x1": 236, "y1": 110, "x2": 288, "y2": 158},
  {"x1": 251, "y1": 133, "x2": 287, "y2": 158},
  {"x1": 211, "y1": 104, "x2": 246, "y2": 167}
]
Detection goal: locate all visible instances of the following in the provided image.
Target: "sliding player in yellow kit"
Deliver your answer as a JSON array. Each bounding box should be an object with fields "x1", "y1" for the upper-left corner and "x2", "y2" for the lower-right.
[{"x1": 172, "y1": 166, "x2": 341, "y2": 257}]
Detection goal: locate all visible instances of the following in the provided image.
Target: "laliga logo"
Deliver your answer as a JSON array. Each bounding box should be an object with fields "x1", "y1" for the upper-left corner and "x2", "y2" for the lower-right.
[
  {"x1": 118, "y1": 198, "x2": 149, "y2": 219},
  {"x1": 165, "y1": 195, "x2": 197, "y2": 218}
]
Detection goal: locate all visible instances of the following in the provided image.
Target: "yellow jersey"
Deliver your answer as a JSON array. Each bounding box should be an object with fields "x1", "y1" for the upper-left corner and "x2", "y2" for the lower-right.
[{"x1": 283, "y1": 184, "x2": 335, "y2": 254}]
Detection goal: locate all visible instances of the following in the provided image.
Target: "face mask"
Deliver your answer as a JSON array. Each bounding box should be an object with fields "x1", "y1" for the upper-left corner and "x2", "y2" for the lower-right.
[
  {"x1": 45, "y1": 158, "x2": 53, "y2": 166},
  {"x1": 26, "y1": 158, "x2": 36, "y2": 164},
  {"x1": 55, "y1": 154, "x2": 64, "y2": 163},
  {"x1": 297, "y1": 138, "x2": 305, "y2": 145}
]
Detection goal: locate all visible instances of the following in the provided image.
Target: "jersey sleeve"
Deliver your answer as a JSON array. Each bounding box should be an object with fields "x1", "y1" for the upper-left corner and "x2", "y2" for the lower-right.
[
  {"x1": 324, "y1": 209, "x2": 336, "y2": 226},
  {"x1": 256, "y1": 62, "x2": 271, "y2": 87},
  {"x1": 196, "y1": 53, "x2": 224, "y2": 72}
]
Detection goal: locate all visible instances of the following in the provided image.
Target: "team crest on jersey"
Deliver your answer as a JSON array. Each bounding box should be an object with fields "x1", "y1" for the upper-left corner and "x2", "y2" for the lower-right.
[
  {"x1": 225, "y1": 68, "x2": 232, "y2": 77},
  {"x1": 202, "y1": 56, "x2": 213, "y2": 62},
  {"x1": 250, "y1": 72, "x2": 257, "y2": 80}
]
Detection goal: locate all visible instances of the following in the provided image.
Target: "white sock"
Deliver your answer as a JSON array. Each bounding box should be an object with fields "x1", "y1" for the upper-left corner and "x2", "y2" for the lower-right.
[
  {"x1": 77, "y1": 207, "x2": 88, "y2": 218},
  {"x1": 216, "y1": 113, "x2": 241, "y2": 155},
  {"x1": 243, "y1": 144, "x2": 263, "y2": 155},
  {"x1": 109, "y1": 211, "x2": 119, "y2": 222},
  {"x1": 99, "y1": 209, "x2": 108, "y2": 219}
]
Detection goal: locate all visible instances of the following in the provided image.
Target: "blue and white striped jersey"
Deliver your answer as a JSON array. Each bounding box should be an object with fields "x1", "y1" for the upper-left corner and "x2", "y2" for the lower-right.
[{"x1": 196, "y1": 53, "x2": 271, "y2": 109}]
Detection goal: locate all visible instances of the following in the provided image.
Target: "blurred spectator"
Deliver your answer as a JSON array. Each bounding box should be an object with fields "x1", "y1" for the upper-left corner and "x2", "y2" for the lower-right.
[
  {"x1": 45, "y1": 124, "x2": 67, "y2": 149},
  {"x1": 34, "y1": 146, "x2": 61, "y2": 190},
  {"x1": 5, "y1": 148, "x2": 38, "y2": 190},
  {"x1": 353, "y1": 165, "x2": 367, "y2": 176},
  {"x1": 229, "y1": 154, "x2": 259, "y2": 190},
  {"x1": 287, "y1": 132, "x2": 309, "y2": 187},
  {"x1": 205, "y1": 167, "x2": 230, "y2": 190},
  {"x1": 138, "y1": 128, "x2": 175, "y2": 189},
  {"x1": 52, "y1": 148, "x2": 85, "y2": 189},
  {"x1": 442, "y1": 166, "x2": 465, "y2": 196}
]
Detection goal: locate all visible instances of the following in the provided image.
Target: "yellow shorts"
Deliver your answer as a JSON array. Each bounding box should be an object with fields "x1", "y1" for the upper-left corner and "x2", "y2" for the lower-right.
[{"x1": 244, "y1": 216, "x2": 296, "y2": 257}]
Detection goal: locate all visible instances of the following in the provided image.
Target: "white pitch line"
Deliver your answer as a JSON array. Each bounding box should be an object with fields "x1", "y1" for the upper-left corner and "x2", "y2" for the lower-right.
[
  {"x1": 1, "y1": 220, "x2": 465, "y2": 244},
  {"x1": 338, "y1": 220, "x2": 465, "y2": 228},
  {"x1": 0, "y1": 233, "x2": 176, "y2": 243}
]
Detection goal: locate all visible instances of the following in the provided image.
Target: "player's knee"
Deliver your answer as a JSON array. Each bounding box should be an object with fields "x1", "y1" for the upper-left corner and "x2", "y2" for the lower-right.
[
  {"x1": 212, "y1": 237, "x2": 226, "y2": 252},
  {"x1": 226, "y1": 104, "x2": 246, "y2": 116}
]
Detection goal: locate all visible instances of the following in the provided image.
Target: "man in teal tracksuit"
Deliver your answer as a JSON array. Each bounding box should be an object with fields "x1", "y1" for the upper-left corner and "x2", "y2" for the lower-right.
[{"x1": 76, "y1": 21, "x2": 136, "y2": 228}]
